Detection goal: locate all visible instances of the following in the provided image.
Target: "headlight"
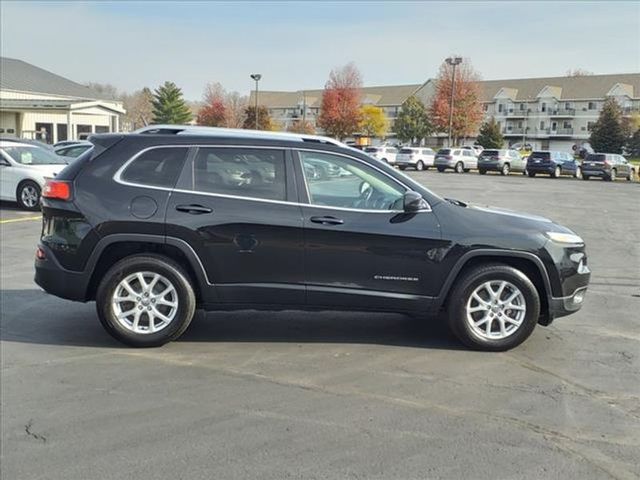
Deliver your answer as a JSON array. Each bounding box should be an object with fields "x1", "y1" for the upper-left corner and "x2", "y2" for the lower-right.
[{"x1": 546, "y1": 231, "x2": 584, "y2": 245}]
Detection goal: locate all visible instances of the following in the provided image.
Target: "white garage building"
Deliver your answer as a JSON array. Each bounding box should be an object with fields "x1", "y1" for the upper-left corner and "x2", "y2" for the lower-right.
[{"x1": 0, "y1": 57, "x2": 125, "y2": 144}]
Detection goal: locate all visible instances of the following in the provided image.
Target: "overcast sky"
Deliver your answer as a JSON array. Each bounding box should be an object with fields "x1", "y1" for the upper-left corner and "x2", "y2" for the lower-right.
[{"x1": 2, "y1": 1, "x2": 639, "y2": 100}]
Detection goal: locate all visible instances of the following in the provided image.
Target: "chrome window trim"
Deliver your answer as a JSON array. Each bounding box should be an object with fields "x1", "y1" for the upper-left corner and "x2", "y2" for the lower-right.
[{"x1": 113, "y1": 144, "x2": 431, "y2": 213}]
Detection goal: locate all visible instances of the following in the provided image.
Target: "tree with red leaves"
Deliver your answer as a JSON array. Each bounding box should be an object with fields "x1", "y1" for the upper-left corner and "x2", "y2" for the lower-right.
[
  {"x1": 318, "y1": 63, "x2": 363, "y2": 140},
  {"x1": 197, "y1": 82, "x2": 227, "y2": 127},
  {"x1": 430, "y1": 58, "x2": 483, "y2": 145}
]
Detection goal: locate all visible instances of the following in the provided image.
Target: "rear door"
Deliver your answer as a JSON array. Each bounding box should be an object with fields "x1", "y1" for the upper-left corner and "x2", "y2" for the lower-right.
[
  {"x1": 295, "y1": 149, "x2": 442, "y2": 312},
  {"x1": 165, "y1": 146, "x2": 305, "y2": 305}
]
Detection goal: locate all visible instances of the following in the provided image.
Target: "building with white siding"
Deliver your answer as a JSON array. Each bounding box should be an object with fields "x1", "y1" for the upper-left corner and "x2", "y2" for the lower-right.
[
  {"x1": 0, "y1": 57, "x2": 125, "y2": 144},
  {"x1": 251, "y1": 73, "x2": 640, "y2": 151}
]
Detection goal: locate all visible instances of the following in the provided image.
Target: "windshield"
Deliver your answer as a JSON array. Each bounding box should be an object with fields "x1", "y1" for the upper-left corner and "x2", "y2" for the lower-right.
[
  {"x1": 437, "y1": 149, "x2": 451, "y2": 155},
  {"x1": 4, "y1": 146, "x2": 67, "y2": 165},
  {"x1": 530, "y1": 151, "x2": 550, "y2": 160}
]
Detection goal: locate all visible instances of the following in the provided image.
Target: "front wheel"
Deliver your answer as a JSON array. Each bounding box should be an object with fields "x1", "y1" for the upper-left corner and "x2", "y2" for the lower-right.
[
  {"x1": 551, "y1": 166, "x2": 561, "y2": 178},
  {"x1": 501, "y1": 163, "x2": 511, "y2": 176},
  {"x1": 17, "y1": 181, "x2": 41, "y2": 211},
  {"x1": 574, "y1": 167, "x2": 582, "y2": 180},
  {"x1": 415, "y1": 160, "x2": 425, "y2": 171},
  {"x1": 582, "y1": 174, "x2": 590, "y2": 181},
  {"x1": 398, "y1": 166, "x2": 406, "y2": 171},
  {"x1": 607, "y1": 169, "x2": 617, "y2": 182},
  {"x1": 447, "y1": 264, "x2": 540, "y2": 351},
  {"x1": 455, "y1": 162, "x2": 464, "y2": 174},
  {"x1": 96, "y1": 254, "x2": 197, "y2": 347},
  {"x1": 627, "y1": 169, "x2": 634, "y2": 181},
  {"x1": 479, "y1": 169, "x2": 487, "y2": 175},
  {"x1": 528, "y1": 171, "x2": 536, "y2": 178}
]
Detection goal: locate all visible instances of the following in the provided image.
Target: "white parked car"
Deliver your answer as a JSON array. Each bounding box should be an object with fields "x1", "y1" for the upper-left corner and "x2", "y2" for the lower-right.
[
  {"x1": 0, "y1": 141, "x2": 68, "y2": 210},
  {"x1": 363, "y1": 146, "x2": 399, "y2": 165},
  {"x1": 462, "y1": 145, "x2": 483, "y2": 156},
  {"x1": 395, "y1": 147, "x2": 435, "y2": 171},
  {"x1": 434, "y1": 148, "x2": 478, "y2": 173}
]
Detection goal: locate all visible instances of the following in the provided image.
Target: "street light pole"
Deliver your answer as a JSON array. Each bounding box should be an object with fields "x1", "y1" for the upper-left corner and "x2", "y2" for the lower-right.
[
  {"x1": 250, "y1": 73, "x2": 262, "y2": 130},
  {"x1": 445, "y1": 56, "x2": 462, "y2": 148}
]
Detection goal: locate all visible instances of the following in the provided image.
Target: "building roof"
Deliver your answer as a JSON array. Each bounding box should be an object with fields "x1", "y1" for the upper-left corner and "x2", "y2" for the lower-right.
[
  {"x1": 0, "y1": 57, "x2": 113, "y2": 101},
  {"x1": 252, "y1": 73, "x2": 640, "y2": 109}
]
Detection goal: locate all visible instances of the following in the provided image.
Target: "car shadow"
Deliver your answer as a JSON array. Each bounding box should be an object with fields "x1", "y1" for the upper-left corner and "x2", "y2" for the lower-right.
[{"x1": 0, "y1": 289, "x2": 464, "y2": 351}]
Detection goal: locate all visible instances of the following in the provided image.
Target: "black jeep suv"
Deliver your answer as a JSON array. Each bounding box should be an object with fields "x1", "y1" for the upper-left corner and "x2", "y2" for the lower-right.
[{"x1": 34, "y1": 126, "x2": 590, "y2": 351}]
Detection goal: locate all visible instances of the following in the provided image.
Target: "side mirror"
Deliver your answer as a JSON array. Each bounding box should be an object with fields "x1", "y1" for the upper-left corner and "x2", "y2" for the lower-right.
[{"x1": 403, "y1": 191, "x2": 428, "y2": 212}]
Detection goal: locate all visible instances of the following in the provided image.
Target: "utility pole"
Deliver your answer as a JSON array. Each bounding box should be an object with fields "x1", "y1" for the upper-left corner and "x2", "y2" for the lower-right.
[
  {"x1": 250, "y1": 73, "x2": 262, "y2": 130},
  {"x1": 445, "y1": 57, "x2": 462, "y2": 148}
]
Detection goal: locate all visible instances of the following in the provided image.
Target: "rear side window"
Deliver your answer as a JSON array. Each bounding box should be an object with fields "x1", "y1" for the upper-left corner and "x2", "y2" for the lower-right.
[
  {"x1": 121, "y1": 147, "x2": 188, "y2": 188},
  {"x1": 191, "y1": 148, "x2": 286, "y2": 201}
]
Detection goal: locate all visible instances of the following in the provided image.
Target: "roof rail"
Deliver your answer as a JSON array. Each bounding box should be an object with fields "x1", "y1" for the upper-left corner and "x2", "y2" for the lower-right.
[{"x1": 132, "y1": 124, "x2": 348, "y2": 148}]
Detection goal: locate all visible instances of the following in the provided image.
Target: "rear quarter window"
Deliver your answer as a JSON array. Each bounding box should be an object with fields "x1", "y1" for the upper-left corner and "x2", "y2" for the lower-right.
[{"x1": 120, "y1": 147, "x2": 189, "y2": 188}]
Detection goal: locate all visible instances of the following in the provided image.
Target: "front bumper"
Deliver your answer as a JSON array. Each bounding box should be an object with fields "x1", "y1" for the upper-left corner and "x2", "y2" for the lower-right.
[{"x1": 548, "y1": 286, "x2": 589, "y2": 321}]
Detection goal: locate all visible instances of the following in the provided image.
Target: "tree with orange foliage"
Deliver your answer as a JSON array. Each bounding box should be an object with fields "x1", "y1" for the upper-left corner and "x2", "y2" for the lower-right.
[
  {"x1": 318, "y1": 62, "x2": 362, "y2": 140},
  {"x1": 288, "y1": 119, "x2": 316, "y2": 134},
  {"x1": 197, "y1": 82, "x2": 227, "y2": 127},
  {"x1": 430, "y1": 58, "x2": 483, "y2": 145}
]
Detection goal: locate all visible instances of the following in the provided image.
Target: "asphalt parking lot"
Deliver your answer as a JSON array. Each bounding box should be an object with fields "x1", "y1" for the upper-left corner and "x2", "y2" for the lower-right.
[{"x1": 1, "y1": 172, "x2": 639, "y2": 480}]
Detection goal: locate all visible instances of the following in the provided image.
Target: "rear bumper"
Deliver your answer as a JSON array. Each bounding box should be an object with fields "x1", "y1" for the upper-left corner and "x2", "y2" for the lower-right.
[
  {"x1": 478, "y1": 161, "x2": 502, "y2": 171},
  {"x1": 527, "y1": 164, "x2": 555, "y2": 174},
  {"x1": 34, "y1": 243, "x2": 89, "y2": 302},
  {"x1": 582, "y1": 168, "x2": 608, "y2": 177}
]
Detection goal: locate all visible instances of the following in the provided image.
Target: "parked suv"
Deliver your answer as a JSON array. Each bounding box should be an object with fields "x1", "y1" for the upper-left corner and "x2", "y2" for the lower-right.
[
  {"x1": 364, "y1": 146, "x2": 398, "y2": 165},
  {"x1": 526, "y1": 151, "x2": 581, "y2": 179},
  {"x1": 434, "y1": 148, "x2": 477, "y2": 173},
  {"x1": 478, "y1": 149, "x2": 526, "y2": 175},
  {"x1": 395, "y1": 147, "x2": 435, "y2": 171},
  {"x1": 35, "y1": 126, "x2": 590, "y2": 351},
  {"x1": 581, "y1": 153, "x2": 635, "y2": 181}
]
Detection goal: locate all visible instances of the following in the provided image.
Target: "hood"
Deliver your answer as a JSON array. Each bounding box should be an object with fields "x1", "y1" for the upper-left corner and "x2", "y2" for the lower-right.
[{"x1": 469, "y1": 204, "x2": 553, "y2": 224}]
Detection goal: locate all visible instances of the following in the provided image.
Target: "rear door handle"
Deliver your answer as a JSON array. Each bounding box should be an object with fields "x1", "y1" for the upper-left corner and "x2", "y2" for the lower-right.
[
  {"x1": 175, "y1": 204, "x2": 213, "y2": 215},
  {"x1": 310, "y1": 215, "x2": 344, "y2": 225}
]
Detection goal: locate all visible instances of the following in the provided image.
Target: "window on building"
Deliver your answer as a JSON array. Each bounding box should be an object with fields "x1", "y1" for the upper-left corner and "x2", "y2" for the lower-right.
[
  {"x1": 517, "y1": 121, "x2": 523, "y2": 128},
  {"x1": 541, "y1": 103, "x2": 547, "y2": 112},
  {"x1": 56, "y1": 124, "x2": 68, "y2": 142},
  {"x1": 588, "y1": 102, "x2": 597, "y2": 110},
  {"x1": 539, "y1": 121, "x2": 545, "y2": 130},
  {"x1": 587, "y1": 121, "x2": 595, "y2": 132},
  {"x1": 121, "y1": 147, "x2": 189, "y2": 188},
  {"x1": 520, "y1": 103, "x2": 525, "y2": 111},
  {"x1": 563, "y1": 121, "x2": 571, "y2": 129},
  {"x1": 35, "y1": 123, "x2": 53, "y2": 144},
  {"x1": 498, "y1": 104, "x2": 503, "y2": 113},
  {"x1": 483, "y1": 104, "x2": 488, "y2": 112},
  {"x1": 192, "y1": 148, "x2": 286, "y2": 201}
]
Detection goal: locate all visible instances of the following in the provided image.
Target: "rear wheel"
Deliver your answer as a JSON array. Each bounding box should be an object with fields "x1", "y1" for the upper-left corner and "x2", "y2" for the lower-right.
[
  {"x1": 628, "y1": 169, "x2": 635, "y2": 181},
  {"x1": 455, "y1": 162, "x2": 464, "y2": 174},
  {"x1": 17, "y1": 181, "x2": 41, "y2": 211},
  {"x1": 551, "y1": 166, "x2": 561, "y2": 178},
  {"x1": 398, "y1": 166, "x2": 406, "y2": 171},
  {"x1": 607, "y1": 169, "x2": 617, "y2": 182},
  {"x1": 447, "y1": 264, "x2": 540, "y2": 351},
  {"x1": 583, "y1": 174, "x2": 590, "y2": 181},
  {"x1": 479, "y1": 169, "x2": 487, "y2": 175},
  {"x1": 574, "y1": 167, "x2": 582, "y2": 180},
  {"x1": 528, "y1": 171, "x2": 536, "y2": 178},
  {"x1": 415, "y1": 160, "x2": 425, "y2": 171},
  {"x1": 501, "y1": 163, "x2": 510, "y2": 176},
  {"x1": 96, "y1": 254, "x2": 196, "y2": 347}
]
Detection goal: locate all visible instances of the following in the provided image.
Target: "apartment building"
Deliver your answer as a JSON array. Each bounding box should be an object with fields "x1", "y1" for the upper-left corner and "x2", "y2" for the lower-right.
[
  {"x1": 251, "y1": 73, "x2": 640, "y2": 151},
  {"x1": 0, "y1": 57, "x2": 125, "y2": 144}
]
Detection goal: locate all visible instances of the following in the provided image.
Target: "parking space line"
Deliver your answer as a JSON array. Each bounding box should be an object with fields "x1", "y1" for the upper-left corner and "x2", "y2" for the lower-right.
[{"x1": 0, "y1": 215, "x2": 41, "y2": 224}]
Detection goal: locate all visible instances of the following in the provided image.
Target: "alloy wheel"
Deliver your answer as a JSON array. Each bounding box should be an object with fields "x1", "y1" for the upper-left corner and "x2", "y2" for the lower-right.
[
  {"x1": 21, "y1": 185, "x2": 39, "y2": 208},
  {"x1": 112, "y1": 271, "x2": 179, "y2": 334},
  {"x1": 465, "y1": 280, "x2": 526, "y2": 340}
]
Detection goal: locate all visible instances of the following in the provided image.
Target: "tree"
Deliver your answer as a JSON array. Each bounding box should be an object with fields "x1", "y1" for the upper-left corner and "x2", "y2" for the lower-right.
[
  {"x1": 358, "y1": 105, "x2": 389, "y2": 138},
  {"x1": 566, "y1": 68, "x2": 593, "y2": 77},
  {"x1": 225, "y1": 91, "x2": 249, "y2": 128},
  {"x1": 288, "y1": 119, "x2": 316, "y2": 134},
  {"x1": 242, "y1": 105, "x2": 274, "y2": 130},
  {"x1": 627, "y1": 129, "x2": 640, "y2": 158},
  {"x1": 476, "y1": 117, "x2": 504, "y2": 149},
  {"x1": 122, "y1": 87, "x2": 154, "y2": 130},
  {"x1": 590, "y1": 97, "x2": 626, "y2": 154},
  {"x1": 197, "y1": 83, "x2": 226, "y2": 126},
  {"x1": 151, "y1": 81, "x2": 192, "y2": 124},
  {"x1": 394, "y1": 95, "x2": 432, "y2": 145},
  {"x1": 85, "y1": 82, "x2": 119, "y2": 99},
  {"x1": 430, "y1": 58, "x2": 483, "y2": 144},
  {"x1": 317, "y1": 62, "x2": 362, "y2": 140}
]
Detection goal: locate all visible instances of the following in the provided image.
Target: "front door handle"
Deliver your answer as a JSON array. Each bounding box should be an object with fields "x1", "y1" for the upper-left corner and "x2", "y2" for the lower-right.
[
  {"x1": 310, "y1": 215, "x2": 344, "y2": 225},
  {"x1": 175, "y1": 204, "x2": 213, "y2": 215}
]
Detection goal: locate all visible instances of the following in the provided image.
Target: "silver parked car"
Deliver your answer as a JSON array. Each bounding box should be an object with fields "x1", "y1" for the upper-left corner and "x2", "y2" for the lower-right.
[
  {"x1": 477, "y1": 149, "x2": 526, "y2": 175},
  {"x1": 364, "y1": 146, "x2": 399, "y2": 165},
  {"x1": 434, "y1": 148, "x2": 477, "y2": 173}
]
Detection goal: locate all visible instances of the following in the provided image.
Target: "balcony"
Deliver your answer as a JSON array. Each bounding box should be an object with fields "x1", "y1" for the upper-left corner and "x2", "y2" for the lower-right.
[
  {"x1": 503, "y1": 127, "x2": 525, "y2": 135},
  {"x1": 549, "y1": 128, "x2": 574, "y2": 136},
  {"x1": 505, "y1": 110, "x2": 529, "y2": 117},
  {"x1": 549, "y1": 108, "x2": 576, "y2": 117},
  {"x1": 623, "y1": 106, "x2": 640, "y2": 115}
]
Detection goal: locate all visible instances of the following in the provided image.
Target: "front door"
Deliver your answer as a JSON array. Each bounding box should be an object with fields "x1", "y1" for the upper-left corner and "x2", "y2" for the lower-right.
[
  {"x1": 296, "y1": 150, "x2": 442, "y2": 312},
  {"x1": 165, "y1": 146, "x2": 305, "y2": 305}
]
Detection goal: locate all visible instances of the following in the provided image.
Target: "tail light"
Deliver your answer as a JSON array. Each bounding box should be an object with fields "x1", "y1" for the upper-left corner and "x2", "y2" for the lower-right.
[
  {"x1": 42, "y1": 179, "x2": 72, "y2": 201},
  {"x1": 446, "y1": 155, "x2": 453, "y2": 160},
  {"x1": 603, "y1": 160, "x2": 611, "y2": 167}
]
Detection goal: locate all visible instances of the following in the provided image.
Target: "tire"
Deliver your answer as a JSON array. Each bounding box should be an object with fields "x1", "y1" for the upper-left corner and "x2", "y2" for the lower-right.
[
  {"x1": 574, "y1": 167, "x2": 582, "y2": 180},
  {"x1": 415, "y1": 160, "x2": 424, "y2": 171},
  {"x1": 501, "y1": 163, "x2": 510, "y2": 176},
  {"x1": 437, "y1": 167, "x2": 445, "y2": 173},
  {"x1": 455, "y1": 162, "x2": 464, "y2": 174},
  {"x1": 551, "y1": 166, "x2": 561, "y2": 178},
  {"x1": 479, "y1": 169, "x2": 487, "y2": 175},
  {"x1": 447, "y1": 264, "x2": 540, "y2": 351},
  {"x1": 398, "y1": 166, "x2": 406, "y2": 171},
  {"x1": 16, "y1": 180, "x2": 41, "y2": 211},
  {"x1": 582, "y1": 175, "x2": 590, "y2": 181},
  {"x1": 96, "y1": 254, "x2": 197, "y2": 347},
  {"x1": 528, "y1": 171, "x2": 536, "y2": 178},
  {"x1": 628, "y1": 169, "x2": 635, "y2": 182},
  {"x1": 607, "y1": 169, "x2": 616, "y2": 182}
]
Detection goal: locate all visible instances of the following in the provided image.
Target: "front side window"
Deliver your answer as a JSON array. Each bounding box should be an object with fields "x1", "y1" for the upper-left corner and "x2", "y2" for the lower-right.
[
  {"x1": 121, "y1": 147, "x2": 188, "y2": 188},
  {"x1": 192, "y1": 148, "x2": 286, "y2": 201},
  {"x1": 300, "y1": 151, "x2": 404, "y2": 211}
]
